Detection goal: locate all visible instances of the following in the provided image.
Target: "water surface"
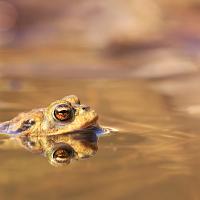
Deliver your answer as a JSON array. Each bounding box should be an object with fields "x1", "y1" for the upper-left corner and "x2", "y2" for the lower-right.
[{"x1": 0, "y1": 78, "x2": 200, "y2": 200}]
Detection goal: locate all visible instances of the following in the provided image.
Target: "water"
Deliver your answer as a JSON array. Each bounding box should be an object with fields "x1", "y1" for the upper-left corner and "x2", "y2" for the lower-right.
[{"x1": 1, "y1": 78, "x2": 200, "y2": 200}]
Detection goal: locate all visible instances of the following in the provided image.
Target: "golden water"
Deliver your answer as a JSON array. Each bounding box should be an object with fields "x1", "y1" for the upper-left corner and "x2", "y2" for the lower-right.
[{"x1": 0, "y1": 78, "x2": 200, "y2": 200}]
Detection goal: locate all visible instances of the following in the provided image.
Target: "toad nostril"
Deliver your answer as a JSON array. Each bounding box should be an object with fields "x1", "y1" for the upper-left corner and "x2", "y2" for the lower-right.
[{"x1": 82, "y1": 105, "x2": 90, "y2": 111}]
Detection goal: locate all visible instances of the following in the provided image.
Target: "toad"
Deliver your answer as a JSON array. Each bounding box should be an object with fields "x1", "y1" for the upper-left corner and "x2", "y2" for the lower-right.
[
  {"x1": 0, "y1": 95, "x2": 104, "y2": 166},
  {"x1": 0, "y1": 95, "x2": 99, "y2": 137}
]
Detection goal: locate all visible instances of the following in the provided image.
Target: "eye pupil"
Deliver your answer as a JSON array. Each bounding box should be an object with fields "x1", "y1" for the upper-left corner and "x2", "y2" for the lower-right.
[
  {"x1": 53, "y1": 148, "x2": 74, "y2": 163},
  {"x1": 54, "y1": 104, "x2": 74, "y2": 122},
  {"x1": 57, "y1": 111, "x2": 68, "y2": 119}
]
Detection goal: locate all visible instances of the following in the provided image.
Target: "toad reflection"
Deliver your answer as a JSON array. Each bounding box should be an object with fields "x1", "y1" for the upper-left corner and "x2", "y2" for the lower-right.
[
  {"x1": 0, "y1": 95, "x2": 108, "y2": 166},
  {"x1": 20, "y1": 129, "x2": 98, "y2": 166}
]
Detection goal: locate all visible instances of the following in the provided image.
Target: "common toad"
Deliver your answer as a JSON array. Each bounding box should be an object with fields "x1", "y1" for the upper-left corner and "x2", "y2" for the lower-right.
[
  {"x1": 0, "y1": 95, "x2": 99, "y2": 137},
  {"x1": 0, "y1": 95, "x2": 102, "y2": 166}
]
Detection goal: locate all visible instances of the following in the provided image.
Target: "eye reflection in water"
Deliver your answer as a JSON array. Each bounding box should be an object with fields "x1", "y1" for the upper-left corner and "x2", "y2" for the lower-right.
[{"x1": 18, "y1": 128, "x2": 101, "y2": 167}]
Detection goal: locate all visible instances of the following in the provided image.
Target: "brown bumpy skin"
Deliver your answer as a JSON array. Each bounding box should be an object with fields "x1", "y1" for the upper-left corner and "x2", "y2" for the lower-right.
[{"x1": 0, "y1": 95, "x2": 98, "y2": 137}]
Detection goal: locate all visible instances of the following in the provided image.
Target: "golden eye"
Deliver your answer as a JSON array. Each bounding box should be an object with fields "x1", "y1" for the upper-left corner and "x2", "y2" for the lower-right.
[
  {"x1": 53, "y1": 146, "x2": 74, "y2": 164},
  {"x1": 54, "y1": 104, "x2": 74, "y2": 122},
  {"x1": 46, "y1": 143, "x2": 75, "y2": 166}
]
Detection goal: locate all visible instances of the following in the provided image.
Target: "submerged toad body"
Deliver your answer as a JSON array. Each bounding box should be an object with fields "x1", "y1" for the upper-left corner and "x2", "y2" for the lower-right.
[{"x1": 0, "y1": 95, "x2": 101, "y2": 166}]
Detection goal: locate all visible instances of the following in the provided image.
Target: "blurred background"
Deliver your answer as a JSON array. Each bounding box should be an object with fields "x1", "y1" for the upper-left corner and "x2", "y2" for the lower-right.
[
  {"x1": 0, "y1": 0, "x2": 200, "y2": 78},
  {"x1": 1, "y1": 1, "x2": 200, "y2": 200},
  {"x1": 1, "y1": 0, "x2": 200, "y2": 118}
]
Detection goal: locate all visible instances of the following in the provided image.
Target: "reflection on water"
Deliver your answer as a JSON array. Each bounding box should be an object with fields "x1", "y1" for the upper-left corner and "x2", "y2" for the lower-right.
[
  {"x1": 20, "y1": 130, "x2": 99, "y2": 167},
  {"x1": 0, "y1": 130, "x2": 99, "y2": 166},
  {"x1": 1, "y1": 78, "x2": 200, "y2": 199}
]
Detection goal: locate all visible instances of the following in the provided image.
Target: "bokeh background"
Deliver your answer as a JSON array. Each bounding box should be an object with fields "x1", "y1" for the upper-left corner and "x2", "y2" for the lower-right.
[
  {"x1": 1, "y1": 1, "x2": 200, "y2": 200},
  {"x1": 0, "y1": 0, "x2": 200, "y2": 78},
  {"x1": 1, "y1": 0, "x2": 200, "y2": 119}
]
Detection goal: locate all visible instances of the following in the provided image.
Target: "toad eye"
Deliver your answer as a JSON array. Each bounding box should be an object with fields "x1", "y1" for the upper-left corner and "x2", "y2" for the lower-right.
[
  {"x1": 53, "y1": 146, "x2": 74, "y2": 164},
  {"x1": 46, "y1": 143, "x2": 75, "y2": 166},
  {"x1": 54, "y1": 103, "x2": 75, "y2": 122}
]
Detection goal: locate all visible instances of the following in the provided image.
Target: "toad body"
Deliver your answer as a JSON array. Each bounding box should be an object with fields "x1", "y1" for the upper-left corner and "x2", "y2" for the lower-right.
[
  {"x1": 0, "y1": 95, "x2": 101, "y2": 166},
  {"x1": 0, "y1": 95, "x2": 99, "y2": 137}
]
